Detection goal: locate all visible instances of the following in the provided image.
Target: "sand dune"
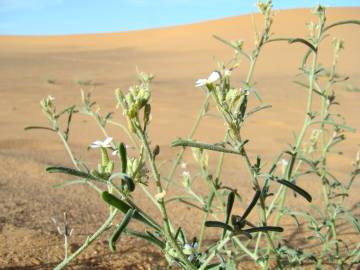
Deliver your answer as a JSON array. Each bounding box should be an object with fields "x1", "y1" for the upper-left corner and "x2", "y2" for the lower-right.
[{"x1": 0, "y1": 7, "x2": 359, "y2": 269}]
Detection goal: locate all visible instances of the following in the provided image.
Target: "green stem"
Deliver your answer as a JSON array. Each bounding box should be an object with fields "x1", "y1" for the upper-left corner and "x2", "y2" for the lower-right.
[
  {"x1": 238, "y1": 141, "x2": 279, "y2": 268},
  {"x1": 135, "y1": 127, "x2": 196, "y2": 270},
  {"x1": 165, "y1": 94, "x2": 210, "y2": 189},
  {"x1": 198, "y1": 236, "x2": 231, "y2": 270},
  {"x1": 272, "y1": 44, "x2": 319, "y2": 228},
  {"x1": 232, "y1": 237, "x2": 258, "y2": 261},
  {"x1": 58, "y1": 131, "x2": 79, "y2": 170},
  {"x1": 198, "y1": 191, "x2": 215, "y2": 251},
  {"x1": 57, "y1": 131, "x2": 100, "y2": 193},
  {"x1": 215, "y1": 133, "x2": 228, "y2": 183}
]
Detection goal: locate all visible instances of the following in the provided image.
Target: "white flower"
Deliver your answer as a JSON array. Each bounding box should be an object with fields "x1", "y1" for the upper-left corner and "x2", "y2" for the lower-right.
[
  {"x1": 195, "y1": 71, "x2": 221, "y2": 87},
  {"x1": 48, "y1": 95, "x2": 55, "y2": 101},
  {"x1": 90, "y1": 137, "x2": 113, "y2": 149},
  {"x1": 183, "y1": 241, "x2": 199, "y2": 261},
  {"x1": 182, "y1": 171, "x2": 190, "y2": 178},
  {"x1": 181, "y1": 162, "x2": 187, "y2": 169}
]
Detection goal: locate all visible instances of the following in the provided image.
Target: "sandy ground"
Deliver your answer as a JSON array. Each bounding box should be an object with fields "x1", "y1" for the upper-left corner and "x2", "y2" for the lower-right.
[{"x1": 0, "y1": 7, "x2": 359, "y2": 270}]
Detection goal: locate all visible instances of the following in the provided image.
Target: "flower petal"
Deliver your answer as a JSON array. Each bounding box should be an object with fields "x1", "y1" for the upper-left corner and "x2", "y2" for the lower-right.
[
  {"x1": 103, "y1": 137, "x2": 113, "y2": 147},
  {"x1": 89, "y1": 144, "x2": 100, "y2": 148},
  {"x1": 183, "y1": 243, "x2": 192, "y2": 250},
  {"x1": 207, "y1": 71, "x2": 220, "y2": 83},
  {"x1": 90, "y1": 141, "x2": 103, "y2": 148},
  {"x1": 195, "y1": 79, "x2": 207, "y2": 87},
  {"x1": 182, "y1": 171, "x2": 190, "y2": 178}
]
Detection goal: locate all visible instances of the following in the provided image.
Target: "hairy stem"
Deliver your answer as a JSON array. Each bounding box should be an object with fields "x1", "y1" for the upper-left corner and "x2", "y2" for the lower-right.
[
  {"x1": 166, "y1": 94, "x2": 210, "y2": 189},
  {"x1": 135, "y1": 127, "x2": 196, "y2": 270}
]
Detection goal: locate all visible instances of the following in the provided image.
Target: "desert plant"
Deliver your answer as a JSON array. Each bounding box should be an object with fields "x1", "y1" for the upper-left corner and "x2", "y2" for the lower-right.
[
  {"x1": 75, "y1": 78, "x2": 95, "y2": 86},
  {"x1": 46, "y1": 78, "x2": 57, "y2": 84},
  {"x1": 26, "y1": 1, "x2": 360, "y2": 269}
]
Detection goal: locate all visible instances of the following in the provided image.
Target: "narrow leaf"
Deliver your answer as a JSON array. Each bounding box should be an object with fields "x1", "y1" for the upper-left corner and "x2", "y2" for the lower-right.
[
  {"x1": 101, "y1": 191, "x2": 160, "y2": 231},
  {"x1": 240, "y1": 190, "x2": 261, "y2": 222},
  {"x1": 109, "y1": 209, "x2": 136, "y2": 252},
  {"x1": 242, "y1": 226, "x2": 284, "y2": 234},
  {"x1": 213, "y1": 34, "x2": 250, "y2": 61},
  {"x1": 276, "y1": 179, "x2": 312, "y2": 202},
  {"x1": 344, "y1": 214, "x2": 360, "y2": 233},
  {"x1": 266, "y1": 37, "x2": 316, "y2": 52},
  {"x1": 301, "y1": 48, "x2": 312, "y2": 69},
  {"x1": 293, "y1": 80, "x2": 323, "y2": 96},
  {"x1": 46, "y1": 166, "x2": 101, "y2": 181},
  {"x1": 205, "y1": 221, "x2": 234, "y2": 232},
  {"x1": 225, "y1": 191, "x2": 235, "y2": 224},
  {"x1": 288, "y1": 38, "x2": 317, "y2": 52},
  {"x1": 246, "y1": 104, "x2": 272, "y2": 117},
  {"x1": 24, "y1": 126, "x2": 56, "y2": 132},
  {"x1": 204, "y1": 263, "x2": 222, "y2": 270},
  {"x1": 311, "y1": 120, "x2": 356, "y2": 132},
  {"x1": 222, "y1": 191, "x2": 235, "y2": 238},
  {"x1": 55, "y1": 105, "x2": 77, "y2": 119},
  {"x1": 64, "y1": 106, "x2": 76, "y2": 141},
  {"x1": 53, "y1": 179, "x2": 88, "y2": 188},
  {"x1": 171, "y1": 139, "x2": 247, "y2": 155},
  {"x1": 324, "y1": 19, "x2": 360, "y2": 32},
  {"x1": 125, "y1": 229, "x2": 165, "y2": 249}
]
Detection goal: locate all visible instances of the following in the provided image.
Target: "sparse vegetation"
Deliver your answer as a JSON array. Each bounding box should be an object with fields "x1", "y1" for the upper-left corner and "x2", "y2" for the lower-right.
[
  {"x1": 27, "y1": 1, "x2": 360, "y2": 269},
  {"x1": 46, "y1": 78, "x2": 57, "y2": 84},
  {"x1": 75, "y1": 78, "x2": 95, "y2": 86}
]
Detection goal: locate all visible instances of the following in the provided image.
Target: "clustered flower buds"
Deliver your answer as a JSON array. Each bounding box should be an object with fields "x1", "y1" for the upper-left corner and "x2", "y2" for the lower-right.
[
  {"x1": 195, "y1": 69, "x2": 246, "y2": 140},
  {"x1": 257, "y1": 0, "x2": 272, "y2": 16},
  {"x1": 127, "y1": 155, "x2": 149, "y2": 184},
  {"x1": 116, "y1": 73, "x2": 153, "y2": 118},
  {"x1": 40, "y1": 95, "x2": 56, "y2": 120},
  {"x1": 116, "y1": 72, "x2": 154, "y2": 132}
]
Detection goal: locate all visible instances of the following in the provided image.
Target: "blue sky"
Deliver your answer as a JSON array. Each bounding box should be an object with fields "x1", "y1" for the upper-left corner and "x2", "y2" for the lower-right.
[{"x1": 0, "y1": 0, "x2": 359, "y2": 35}]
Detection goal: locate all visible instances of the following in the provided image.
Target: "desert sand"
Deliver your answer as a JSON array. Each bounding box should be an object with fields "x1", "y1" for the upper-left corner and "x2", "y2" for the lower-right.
[{"x1": 0, "y1": 7, "x2": 359, "y2": 269}]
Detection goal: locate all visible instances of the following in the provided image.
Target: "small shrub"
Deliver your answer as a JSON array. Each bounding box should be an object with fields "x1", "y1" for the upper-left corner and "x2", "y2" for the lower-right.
[
  {"x1": 46, "y1": 78, "x2": 57, "y2": 84},
  {"x1": 75, "y1": 78, "x2": 95, "y2": 86},
  {"x1": 27, "y1": 1, "x2": 360, "y2": 269}
]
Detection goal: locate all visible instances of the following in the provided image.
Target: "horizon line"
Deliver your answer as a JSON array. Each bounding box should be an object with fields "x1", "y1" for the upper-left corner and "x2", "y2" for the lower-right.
[{"x1": 1, "y1": 5, "x2": 359, "y2": 37}]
